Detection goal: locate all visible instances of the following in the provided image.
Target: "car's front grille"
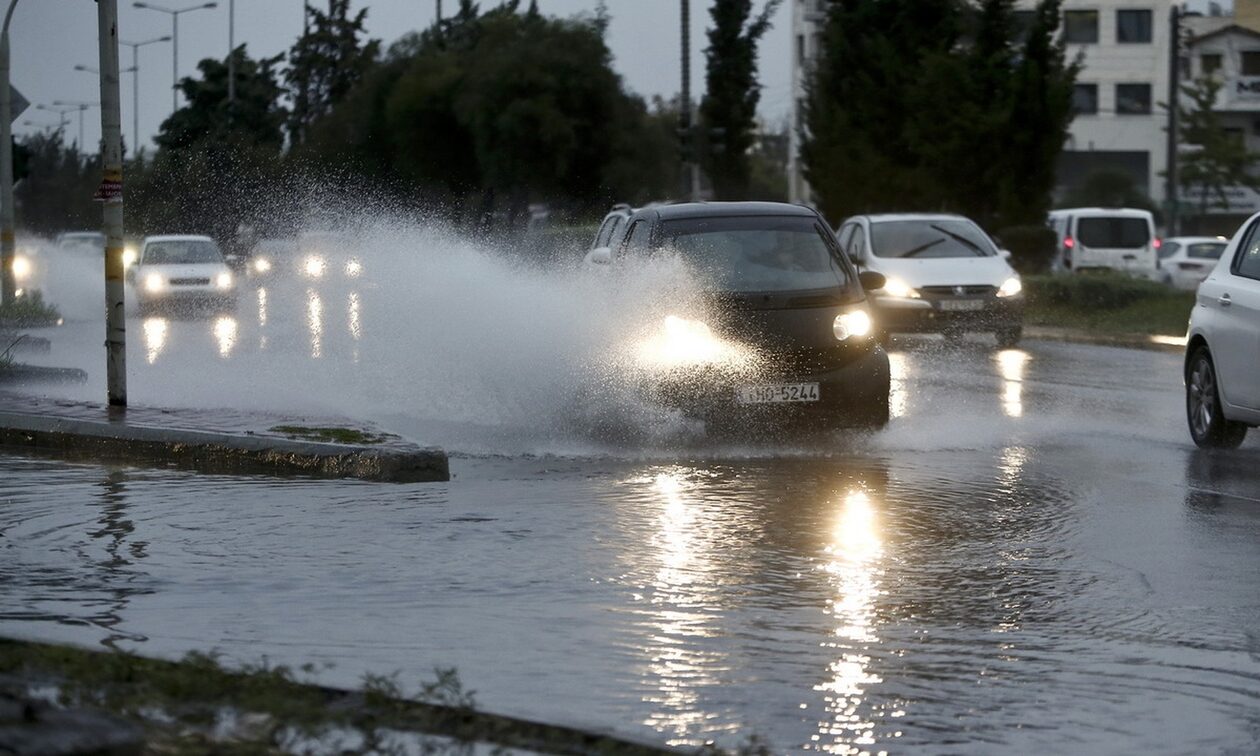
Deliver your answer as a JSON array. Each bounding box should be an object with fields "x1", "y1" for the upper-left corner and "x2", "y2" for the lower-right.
[
  {"x1": 169, "y1": 277, "x2": 210, "y2": 286},
  {"x1": 918, "y1": 285, "x2": 997, "y2": 297}
]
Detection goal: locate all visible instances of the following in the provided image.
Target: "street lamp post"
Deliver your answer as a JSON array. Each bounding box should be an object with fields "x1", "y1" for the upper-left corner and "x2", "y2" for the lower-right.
[
  {"x1": 74, "y1": 64, "x2": 137, "y2": 154},
  {"x1": 132, "y1": 2, "x2": 217, "y2": 115},
  {"x1": 1, "y1": 0, "x2": 19, "y2": 305},
  {"x1": 35, "y1": 104, "x2": 76, "y2": 136},
  {"x1": 98, "y1": 0, "x2": 127, "y2": 407},
  {"x1": 52, "y1": 99, "x2": 100, "y2": 153},
  {"x1": 119, "y1": 36, "x2": 170, "y2": 154}
]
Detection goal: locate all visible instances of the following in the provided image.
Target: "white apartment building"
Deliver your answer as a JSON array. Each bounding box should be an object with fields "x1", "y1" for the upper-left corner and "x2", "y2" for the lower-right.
[{"x1": 787, "y1": 0, "x2": 1174, "y2": 213}]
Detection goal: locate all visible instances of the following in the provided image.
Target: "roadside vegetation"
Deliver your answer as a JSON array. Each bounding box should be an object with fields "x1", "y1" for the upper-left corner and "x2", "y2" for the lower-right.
[
  {"x1": 0, "y1": 289, "x2": 61, "y2": 328},
  {"x1": 1024, "y1": 274, "x2": 1195, "y2": 336}
]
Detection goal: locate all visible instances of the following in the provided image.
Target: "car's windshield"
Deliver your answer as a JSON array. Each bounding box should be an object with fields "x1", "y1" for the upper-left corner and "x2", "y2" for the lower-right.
[
  {"x1": 1075, "y1": 217, "x2": 1150, "y2": 248},
  {"x1": 60, "y1": 233, "x2": 104, "y2": 247},
  {"x1": 143, "y1": 240, "x2": 222, "y2": 265},
  {"x1": 1186, "y1": 242, "x2": 1226, "y2": 260},
  {"x1": 869, "y1": 219, "x2": 996, "y2": 259},
  {"x1": 660, "y1": 215, "x2": 851, "y2": 293}
]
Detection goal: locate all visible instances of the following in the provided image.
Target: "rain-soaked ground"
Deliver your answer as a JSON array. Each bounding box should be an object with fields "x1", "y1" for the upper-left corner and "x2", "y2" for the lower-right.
[{"x1": 3, "y1": 244, "x2": 1260, "y2": 753}]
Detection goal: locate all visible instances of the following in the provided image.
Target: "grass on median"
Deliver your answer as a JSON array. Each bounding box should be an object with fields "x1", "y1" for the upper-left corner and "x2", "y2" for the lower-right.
[
  {"x1": 269, "y1": 425, "x2": 394, "y2": 445},
  {"x1": 0, "y1": 289, "x2": 61, "y2": 328},
  {"x1": 1023, "y1": 273, "x2": 1195, "y2": 336}
]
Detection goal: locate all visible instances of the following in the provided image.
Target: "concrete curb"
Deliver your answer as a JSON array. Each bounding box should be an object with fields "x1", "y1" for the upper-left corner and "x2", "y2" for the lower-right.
[
  {"x1": 0, "y1": 410, "x2": 449, "y2": 483},
  {"x1": 1024, "y1": 325, "x2": 1185, "y2": 354}
]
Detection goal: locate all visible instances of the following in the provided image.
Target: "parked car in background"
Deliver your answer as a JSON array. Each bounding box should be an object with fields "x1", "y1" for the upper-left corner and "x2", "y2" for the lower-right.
[
  {"x1": 601, "y1": 201, "x2": 891, "y2": 431},
  {"x1": 1184, "y1": 212, "x2": 1260, "y2": 448},
  {"x1": 129, "y1": 235, "x2": 236, "y2": 313},
  {"x1": 54, "y1": 231, "x2": 105, "y2": 254},
  {"x1": 1159, "y1": 236, "x2": 1228, "y2": 290},
  {"x1": 1048, "y1": 207, "x2": 1160, "y2": 279},
  {"x1": 835, "y1": 213, "x2": 1024, "y2": 347}
]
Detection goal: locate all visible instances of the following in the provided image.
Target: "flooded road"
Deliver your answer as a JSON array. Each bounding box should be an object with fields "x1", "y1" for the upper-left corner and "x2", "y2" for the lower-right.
[{"x1": 4, "y1": 253, "x2": 1260, "y2": 752}]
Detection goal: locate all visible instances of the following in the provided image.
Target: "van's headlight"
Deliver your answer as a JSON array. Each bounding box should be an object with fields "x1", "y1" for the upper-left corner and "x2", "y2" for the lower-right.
[
  {"x1": 996, "y1": 276, "x2": 1023, "y2": 298},
  {"x1": 144, "y1": 272, "x2": 165, "y2": 292},
  {"x1": 216, "y1": 272, "x2": 233, "y2": 290},
  {"x1": 11, "y1": 254, "x2": 31, "y2": 281},
  {"x1": 833, "y1": 308, "x2": 873, "y2": 341},
  {"x1": 881, "y1": 277, "x2": 919, "y2": 299}
]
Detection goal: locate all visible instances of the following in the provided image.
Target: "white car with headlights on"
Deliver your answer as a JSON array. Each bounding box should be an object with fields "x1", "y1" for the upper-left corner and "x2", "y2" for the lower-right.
[
  {"x1": 130, "y1": 235, "x2": 236, "y2": 313},
  {"x1": 835, "y1": 213, "x2": 1025, "y2": 347},
  {"x1": 599, "y1": 202, "x2": 890, "y2": 432},
  {"x1": 1184, "y1": 214, "x2": 1260, "y2": 448}
]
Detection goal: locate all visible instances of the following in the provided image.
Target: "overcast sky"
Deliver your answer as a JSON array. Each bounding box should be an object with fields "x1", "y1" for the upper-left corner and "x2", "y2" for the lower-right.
[{"x1": 10, "y1": 1, "x2": 794, "y2": 153}]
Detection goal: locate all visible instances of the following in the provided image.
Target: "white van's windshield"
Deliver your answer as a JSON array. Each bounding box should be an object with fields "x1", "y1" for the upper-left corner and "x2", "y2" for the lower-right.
[{"x1": 1076, "y1": 217, "x2": 1150, "y2": 248}]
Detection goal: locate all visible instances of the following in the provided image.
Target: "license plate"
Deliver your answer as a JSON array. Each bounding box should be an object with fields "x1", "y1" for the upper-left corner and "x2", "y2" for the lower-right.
[
  {"x1": 737, "y1": 382, "x2": 820, "y2": 404},
  {"x1": 938, "y1": 299, "x2": 985, "y2": 312}
]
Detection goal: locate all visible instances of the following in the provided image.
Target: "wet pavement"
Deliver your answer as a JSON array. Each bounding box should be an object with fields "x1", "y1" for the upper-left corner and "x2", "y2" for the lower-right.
[{"x1": 3, "y1": 254, "x2": 1260, "y2": 753}]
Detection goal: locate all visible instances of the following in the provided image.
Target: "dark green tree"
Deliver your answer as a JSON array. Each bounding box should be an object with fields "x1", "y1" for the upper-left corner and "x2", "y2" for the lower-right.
[
  {"x1": 802, "y1": 0, "x2": 1077, "y2": 229},
  {"x1": 155, "y1": 46, "x2": 287, "y2": 152},
  {"x1": 1176, "y1": 75, "x2": 1260, "y2": 216},
  {"x1": 286, "y1": 0, "x2": 381, "y2": 145},
  {"x1": 13, "y1": 129, "x2": 100, "y2": 234},
  {"x1": 699, "y1": 0, "x2": 782, "y2": 199}
]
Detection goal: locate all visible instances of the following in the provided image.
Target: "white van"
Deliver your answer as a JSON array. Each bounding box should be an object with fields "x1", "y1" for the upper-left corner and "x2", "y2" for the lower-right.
[{"x1": 1048, "y1": 208, "x2": 1159, "y2": 278}]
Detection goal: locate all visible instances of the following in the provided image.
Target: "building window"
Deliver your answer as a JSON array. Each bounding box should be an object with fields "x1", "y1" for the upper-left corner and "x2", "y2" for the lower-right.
[
  {"x1": 1201, "y1": 53, "x2": 1223, "y2": 74},
  {"x1": 1064, "y1": 10, "x2": 1099, "y2": 43},
  {"x1": 1073, "y1": 84, "x2": 1099, "y2": 114},
  {"x1": 1116, "y1": 9, "x2": 1153, "y2": 43},
  {"x1": 1116, "y1": 83, "x2": 1152, "y2": 114},
  {"x1": 1243, "y1": 51, "x2": 1260, "y2": 76}
]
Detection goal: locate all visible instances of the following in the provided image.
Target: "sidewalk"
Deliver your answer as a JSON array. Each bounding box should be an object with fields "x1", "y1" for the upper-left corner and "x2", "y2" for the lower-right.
[
  {"x1": 0, "y1": 392, "x2": 448, "y2": 482},
  {"x1": 1023, "y1": 325, "x2": 1186, "y2": 354}
]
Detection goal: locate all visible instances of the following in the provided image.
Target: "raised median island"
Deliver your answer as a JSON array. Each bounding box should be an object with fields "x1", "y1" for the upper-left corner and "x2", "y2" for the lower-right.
[{"x1": 0, "y1": 392, "x2": 448, "y2": 483}]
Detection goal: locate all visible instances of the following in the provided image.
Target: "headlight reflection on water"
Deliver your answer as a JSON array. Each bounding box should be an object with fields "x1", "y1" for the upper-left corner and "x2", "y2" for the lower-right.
[
  {"x1": 996, "y1": 349, "x2": 1029, "y2": 418},
  {"x1": 143, "y1": 318, "x2": 167, "y2": 364},
  {"x1": 213, "y1": 317, "x2": 237, "y2": 358}
]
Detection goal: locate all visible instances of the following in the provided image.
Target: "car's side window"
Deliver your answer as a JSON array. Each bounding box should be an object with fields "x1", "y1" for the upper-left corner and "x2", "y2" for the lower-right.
[
  {"x1": 624, "y1": 220, "x2": 652, "y2": 252},
  {"x1": 1232, "y1": 220, "x2": 1260, "y2": 281},
  {"x1": 607, "y1": 217, "x2": 625, "y2": 247},
  {"x1": 594, "y1": 217, "x2": 616, "y2": 248},
  {"x1": 848, "y1": 225, "x2": 866, "y2": 261}
]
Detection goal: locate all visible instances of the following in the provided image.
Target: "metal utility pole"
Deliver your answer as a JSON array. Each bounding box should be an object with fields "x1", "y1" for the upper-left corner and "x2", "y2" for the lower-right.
[
  {"x1": 0, "y1": 0, "x2": 19, "y2": 306},
  {"x1": 133, "y1": 2, "x2": 218, "y2": 115},
  {"x1": 436, "y1": 0, "x2": 442, "y2": 22},
  {"x1": 1165, "y1": 5, "x2": 1181, "y2": 236},
  {"x1": 679, "y1": 0, "x2": 699, "y2": 202},
  {"x1": 98, "y1": 0, "x2": 127, "y2": 407},
  {"x1": 227, "y1": 0, "x2": 234, "y2": 121},
  {"x1": 74, "y1": 65, "x2": 136, "y2": 154},
  {"x1": 36, "y1": 103, "x2": 75, "y2": 136},
  {"x1": 120, "y1": 36, "x2": 170, "y2": 154}
]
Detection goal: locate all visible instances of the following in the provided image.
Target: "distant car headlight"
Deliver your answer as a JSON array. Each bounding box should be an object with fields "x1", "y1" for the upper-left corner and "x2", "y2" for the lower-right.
[
  {"x1": 880, "y1": 277, "x2": 919, "y2": 299},
  {"x1": 144, "y1": 272, "x2": 165, "y2": 293},
  {"x1": 304, "y1": 255, "x2": 326, "y2": 278},
  {"x1": 11, "y1": 254, "x2": 31, "y2": 281},
  {"x1": 996, "y1": 276, "x2": 1023, "y2": 298},
  {"x1": 216, "y1": 272, "x2": 233, "y2": 290},
  {"x1": 833, "y1": 308, "x2": 873, "y2": 341},
  {"x1": 253, "y1": 257, "x2": 272, "y2": 274},
  {"x1": 122, "y1": 246, "x2": 137, "y2": 269},
  {"x1": 344, "y1": 258, "x2": 362, "y2": 278}
]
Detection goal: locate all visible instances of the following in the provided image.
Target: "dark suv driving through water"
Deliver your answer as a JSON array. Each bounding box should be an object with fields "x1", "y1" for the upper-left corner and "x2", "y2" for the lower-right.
[{"x1": 596, "y1": 202, "x2": 891, "y2": 431}]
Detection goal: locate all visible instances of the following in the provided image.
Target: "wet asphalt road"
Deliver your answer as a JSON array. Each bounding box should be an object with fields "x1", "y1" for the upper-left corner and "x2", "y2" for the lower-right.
[{"x1": 3, "y1": 263, "x2": 1260, "y2": 753}]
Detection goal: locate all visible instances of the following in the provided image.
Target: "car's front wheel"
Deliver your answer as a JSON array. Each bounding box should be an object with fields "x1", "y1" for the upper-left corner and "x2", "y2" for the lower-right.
[{"x1": 1186, "y1": 348, "x2": 1248, "y2": 449}]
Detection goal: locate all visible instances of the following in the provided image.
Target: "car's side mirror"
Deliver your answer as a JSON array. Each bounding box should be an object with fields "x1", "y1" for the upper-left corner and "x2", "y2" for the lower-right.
[
  {"x1": 858, "y1": 271, "x2": 886, "y2": 291},
  {"x1": 585, "y1": 246, "x2": 612, "y2": 266},
  {"x1": 999, "y1": 249, "x2": 1013, "y2": 260}
]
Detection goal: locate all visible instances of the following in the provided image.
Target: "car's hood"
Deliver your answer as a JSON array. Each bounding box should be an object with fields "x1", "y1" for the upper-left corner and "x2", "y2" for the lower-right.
[
  {"x1": 140, "y1": 263, "x2": 228, "y2": 277},
  {"x1": 864, "y1": 255, "x2": 1015, "y2": 287}
]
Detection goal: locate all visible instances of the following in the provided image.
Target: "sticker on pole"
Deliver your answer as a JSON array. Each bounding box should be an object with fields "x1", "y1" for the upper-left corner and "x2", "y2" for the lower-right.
[{"x1": 93, "y1": 171, "x2": 123, "y2": 204}]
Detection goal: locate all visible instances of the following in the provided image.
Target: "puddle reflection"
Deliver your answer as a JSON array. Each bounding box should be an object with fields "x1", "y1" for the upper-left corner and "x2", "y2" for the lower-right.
[
  {"x1": 213, "y1": 317, "x2": 237, "y2": 358},
  {"x1": 812, "y1": 489, "x2": 889, "y2": 754},
  {"x1": 995, "y1": 349, "x2": 1029, "y2": 418},
  {"x1": 256, "y1": 287, "x2": 268, "y2": 350},
  {"x1": 307, "y1": 289, "x2": 323, "y2": 359},
  {"x1": 142, "y1": 317, "x2": 167, "y2": 364}
]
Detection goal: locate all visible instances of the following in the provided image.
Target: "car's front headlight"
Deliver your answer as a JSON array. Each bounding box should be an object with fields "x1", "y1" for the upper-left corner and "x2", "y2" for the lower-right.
[
  {"x1": 833, "y1": 308, "x2": 874, "y2": 341},
  {"x1": 880, "y1": 277, "x2": 919, "y2": 299},
  {"x1": 144, "y1": 272, "x2": 165, "y2": 292},
  {"x1": 253, "y1": 257, "x2": 272, "y2": 274},
  {"x1": 122, "y1": 246, "x2": 137, "y2": 269},
  {"x1": 216, "y1": 272, "x2": 233, "y2": 290},
  {"x1": 304, "y1": 255, "x2": 326, "y2": 278},
  {"x1": 996, "y1": 276, "x2": 1023, "y2": 298},
  {"x1": 11, "y1": 254, "x2": 31, "y2": 281},
  {"x1": 636, "y1": 315, "x2": 751, "y2": 370}
]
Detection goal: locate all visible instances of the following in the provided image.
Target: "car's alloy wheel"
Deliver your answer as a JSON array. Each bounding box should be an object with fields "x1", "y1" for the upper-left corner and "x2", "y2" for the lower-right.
[{"x1": 1186, "y1": 348, "x2": 1247, "y2": 449}]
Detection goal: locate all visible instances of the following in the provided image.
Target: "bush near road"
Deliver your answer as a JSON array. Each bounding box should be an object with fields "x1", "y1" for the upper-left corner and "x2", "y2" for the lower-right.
[{"x1": 1024, "y1": 274, "x2": 1195, "y2": 336}]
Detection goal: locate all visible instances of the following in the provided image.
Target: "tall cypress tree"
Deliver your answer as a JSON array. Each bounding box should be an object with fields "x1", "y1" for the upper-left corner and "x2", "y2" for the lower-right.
[
  {"x1": 700, "y1": 0, "x2": 782, "y2": 200},
  {"x1": 286, "y1": 0, "x2": 382, "y2": 146}
]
